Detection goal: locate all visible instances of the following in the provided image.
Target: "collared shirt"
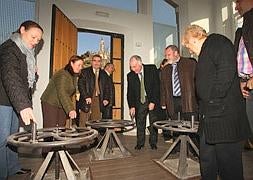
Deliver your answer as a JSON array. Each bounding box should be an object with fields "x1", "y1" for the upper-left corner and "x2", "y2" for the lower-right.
[
  {"x1": 93, "y1": 68, "x2": 99, "y2": 75},
  {"x1": 105, "y1": 70, "x2": 110, "y2": 76},
  {"x1": 237, "y1": 37, "x2": 253, "y2": 77},
  {"x1": 138, "y1": 66, "x2": 144, "y2": 81}
]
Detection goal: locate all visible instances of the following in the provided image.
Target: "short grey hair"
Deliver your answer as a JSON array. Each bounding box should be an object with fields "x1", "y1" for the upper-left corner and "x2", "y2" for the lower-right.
[{"x1": 130, "y1": 55, "x2": 142, "y2": 65}]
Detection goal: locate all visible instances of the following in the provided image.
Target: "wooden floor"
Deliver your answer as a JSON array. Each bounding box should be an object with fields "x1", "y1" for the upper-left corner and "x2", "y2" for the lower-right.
[{"x1": 8, "y1": 134, "x2": 253, "y2": 180}]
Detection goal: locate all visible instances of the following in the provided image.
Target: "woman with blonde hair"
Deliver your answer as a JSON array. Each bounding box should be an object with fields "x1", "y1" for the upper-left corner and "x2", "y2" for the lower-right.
[{"x1": 182, "y1": 24, "x2": 250, "y2": 180}]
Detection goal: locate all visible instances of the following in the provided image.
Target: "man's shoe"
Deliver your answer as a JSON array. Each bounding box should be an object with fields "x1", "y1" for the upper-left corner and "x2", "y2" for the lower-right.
[
  {"x1": 135, "y1": 145, "x2": 144, "y2": 150},
  {"x1": 16, "y1": 168, "x2": 31, "y2": 175},
  {"x1": 150, "y1": 144, "x2": 157, "y2": 150}
]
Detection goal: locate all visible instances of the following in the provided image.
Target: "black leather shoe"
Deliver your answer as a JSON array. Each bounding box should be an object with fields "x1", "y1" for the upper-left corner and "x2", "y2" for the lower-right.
[
  {"x1": 150, "y1": 144, "x2": 157, "y2": 150},
  {"x1": 135, "y1": 145, "x2": 144, "y2": 150},
  {"x1": 16, "y1": 168, "x2": 31, "y2": 175}
]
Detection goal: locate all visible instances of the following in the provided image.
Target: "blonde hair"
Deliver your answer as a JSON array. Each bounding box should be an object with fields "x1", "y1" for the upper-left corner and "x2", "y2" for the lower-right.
[{"x1": 182, "y1": 24, "x2": 207, "y2": 46}]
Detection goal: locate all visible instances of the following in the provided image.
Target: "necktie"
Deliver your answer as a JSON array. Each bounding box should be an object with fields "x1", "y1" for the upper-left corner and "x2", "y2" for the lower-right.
[
  {"x1": 95, "y1": 69, "x2": 100, "y2": 96},
  {"x1": 173, "y1": 63, "x2": 181, "y2": 96},
  {"x1": 140, "y1": 72, "x2": 145, "y2": 104}
]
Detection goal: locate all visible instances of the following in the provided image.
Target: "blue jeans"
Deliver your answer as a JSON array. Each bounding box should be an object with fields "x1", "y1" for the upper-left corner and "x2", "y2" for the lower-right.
[{"x1": 0, "y1": 105, "x2": 21, "y2": 179}]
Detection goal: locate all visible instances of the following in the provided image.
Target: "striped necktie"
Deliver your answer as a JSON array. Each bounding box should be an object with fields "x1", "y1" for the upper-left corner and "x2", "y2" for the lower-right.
[{"x1": 172, "y1": 63, "x2": 181, "y2": 96}]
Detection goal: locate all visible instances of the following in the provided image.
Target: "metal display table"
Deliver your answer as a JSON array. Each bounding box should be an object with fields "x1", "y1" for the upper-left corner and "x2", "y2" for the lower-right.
[
  {"x1": 153, "y1": 119, "x2": 200, "y2": 179},
  {"x1": 86, "y1": 119, "x2": 135, "y2": 160},
  {"x1": 7, "y1": 123, "x2": 98, "y2": 180}
]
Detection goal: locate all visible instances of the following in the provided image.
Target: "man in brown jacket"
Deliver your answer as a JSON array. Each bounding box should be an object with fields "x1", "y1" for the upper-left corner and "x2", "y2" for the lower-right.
[
  {"x1": 160, "y1": 45, "x2": 198, "y2": 142},
  {"x1": 160, "y1": 45, "x2": 197, "y2": 120}
]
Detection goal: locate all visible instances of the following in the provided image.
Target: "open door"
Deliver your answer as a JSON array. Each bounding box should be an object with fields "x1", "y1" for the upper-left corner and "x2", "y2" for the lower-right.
[{"x1": 50, "y1": 4, "x2": 77, "y2": 77}]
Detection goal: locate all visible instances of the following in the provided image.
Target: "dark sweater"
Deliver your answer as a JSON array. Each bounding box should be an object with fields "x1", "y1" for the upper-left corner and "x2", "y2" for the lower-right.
[
  {"x1": 0, "y1": 39, "x2": 32, "y2": 112},
  {"x1": 196, "y1": 34, "x2": 251, "y2": 143}
]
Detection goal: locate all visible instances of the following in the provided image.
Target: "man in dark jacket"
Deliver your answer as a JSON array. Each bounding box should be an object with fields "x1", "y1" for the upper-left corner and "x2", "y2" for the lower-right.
[
  {"x1": 127, "y1": 55, "x2": 160, "y2": 150},
  {"x1": 234, "y1": 0, "x2": 253, "y2": 149},
  {"x1": 183, "y1": 24, "x2": 251, "y2": 180},
  {"x1": 102, "y1": 63, "x2": 115, "y2": 119},
  {"x1": 78, "y1": 54, "x2": 110, "y2": 126}
]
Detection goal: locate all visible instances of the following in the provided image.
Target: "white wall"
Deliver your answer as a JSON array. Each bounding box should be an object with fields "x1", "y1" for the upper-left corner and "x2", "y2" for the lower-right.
[
  {"x1": 34, "y1": 0, "x2": 237, "y2": 128},
  {"x1": 172, "y1": 0, "x2": 235, "y2": 56}
]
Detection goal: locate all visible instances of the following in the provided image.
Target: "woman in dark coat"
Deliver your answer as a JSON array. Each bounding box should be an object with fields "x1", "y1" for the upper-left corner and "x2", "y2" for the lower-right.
[
  {"x1": 0, "y1": 20, "x2": 43, "y2": 178},
  {"x1": 182, "y1": 24, "x2": 251, "y2": 180}
]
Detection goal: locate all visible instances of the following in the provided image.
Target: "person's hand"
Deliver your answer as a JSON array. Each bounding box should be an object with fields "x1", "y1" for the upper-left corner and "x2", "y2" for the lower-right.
[
  {"x1": 20, "y1": 107, "x2": 36, "y2": 125},
  {"x1": 161, "y1": 106, "x2": 166, "y2": 109},
  {"x1": 240, "y1": 81, "x2": 250, "y2": 98},
  {"x1": 86, "y1": 98, "x2": 92, "y2": 104},
  {"x1": 148, "y1": 103, "x2": 155, "y2": 111},
  {"x1": 69, "y1": 110, "x2": 77, "y2": 119},
  {"x1": 129, "y1": 107, "x2": 135, "y2": 118},
  {"x1": 103, "y1": 100, "x2": 109, "y2": 106},
  {"x1": 247, "y1": 78, "x2": 253, "y2": 90}
]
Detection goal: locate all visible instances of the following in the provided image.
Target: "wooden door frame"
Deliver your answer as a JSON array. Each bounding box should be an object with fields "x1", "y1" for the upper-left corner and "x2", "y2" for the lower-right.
[{"x1": 77, "y1": 28, "x2": 124, "y2": 119}]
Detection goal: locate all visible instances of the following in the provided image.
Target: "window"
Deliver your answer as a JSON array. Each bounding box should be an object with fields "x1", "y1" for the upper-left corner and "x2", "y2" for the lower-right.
[
  {"x1": 78, "y1": 31, "x2": 111, "y2": 68},
  {"x1": 232, "y1": 1, "x2": 243, "y2": 29},
  {"x1": 152, "y1": 0, "x2": 178, "y2": 67},
  {"x1": 75, "y1": 0, "x2": 137, "y2": 13},
  {"x1": 0, "y1": 0, "x2": 35, "y2": 44}
]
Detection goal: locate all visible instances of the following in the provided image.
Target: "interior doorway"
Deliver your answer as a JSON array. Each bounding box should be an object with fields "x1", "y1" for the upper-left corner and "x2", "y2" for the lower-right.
[
  {"x1": 50, "y1": 4, "x2": 124, "y2": 119},
  {"x1": 77, "y1": 29, "x2": 124, "y2": 119}
]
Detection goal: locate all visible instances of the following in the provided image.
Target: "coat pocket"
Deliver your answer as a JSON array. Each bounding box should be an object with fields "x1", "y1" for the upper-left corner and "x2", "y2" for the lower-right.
[{"x1": 205, "y1": 99, "x2": 225, "y2": 118}]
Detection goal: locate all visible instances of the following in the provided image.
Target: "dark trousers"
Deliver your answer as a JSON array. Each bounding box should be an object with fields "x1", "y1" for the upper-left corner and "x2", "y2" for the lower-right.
[
  {"x1": 41, "y1": 102, "x2": 67, "y2": 154},
  {"x1": 41, "y1": 102, "x2": 67, "y2": 128},
  {"x1": 171, "y1": 96, "x2": 197, "y2": 120},
  {"x1": 136, "y1": 101, "x2": 158, "y2": 146},
  {"x1": 102, "y1": 105, "x2": 113, "y2": 119},
  {"x1": 246, "y1": 90, "x2": 253, "y2": 146},
  {"x1": 163, "y1": 97, "x2": 198, "y2": 139},
  {"x1": 199, "y1": 133, "x2": 244, "y2": 180}
]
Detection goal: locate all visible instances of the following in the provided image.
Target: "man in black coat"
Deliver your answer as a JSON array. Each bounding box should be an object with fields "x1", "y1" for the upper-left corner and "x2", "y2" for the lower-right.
[
  {"x1": 234, "y1": 0, "x2": 253, "y2": 149},
  {"x1": 127, "y1": 55, "x2": 160, "y2": 150},
  {"x1": 78, "y1": 54, "x2": 110, "y2": 126},
  {"x1": 102, "y1": 62, "x2": 115, "y2": 119},
  {"x1": 183, "y1": 24, "x2": 251, "y2": 180}
]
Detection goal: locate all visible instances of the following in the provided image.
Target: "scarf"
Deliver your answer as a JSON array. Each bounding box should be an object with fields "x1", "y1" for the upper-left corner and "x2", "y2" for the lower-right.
[{"x1": 10, "y1": 33, "x2": 36, "y2": 88}]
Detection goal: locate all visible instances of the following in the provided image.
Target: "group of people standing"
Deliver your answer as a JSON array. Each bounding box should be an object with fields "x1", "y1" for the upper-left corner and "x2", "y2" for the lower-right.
[
  {"x1": 0, "y1": 20, "x2": 115, "y2": 179},
  {"x1": 127, "y1": 1, "x2": 253, "y2": 180},
  {"x1": 127, "y1": 46, "x2": 198, "y2": 151},
  {"x1": 41, "y1": 54, "x2": 115, "y2": 129}
]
